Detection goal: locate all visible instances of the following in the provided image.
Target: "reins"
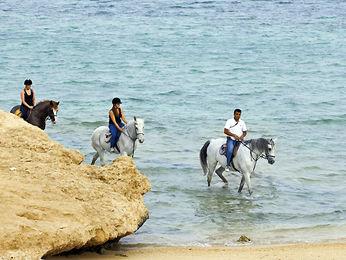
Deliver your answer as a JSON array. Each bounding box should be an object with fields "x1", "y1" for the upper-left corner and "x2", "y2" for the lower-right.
[
  {"x1": 239, "y1": 140, "x2": 269, "y2": 173},
  {"x1": 240, "y1": 140, "x2": 274, "y2": 161},
  {"x1": 122, "y1": 124, "x2": 144, "y2": 157}
]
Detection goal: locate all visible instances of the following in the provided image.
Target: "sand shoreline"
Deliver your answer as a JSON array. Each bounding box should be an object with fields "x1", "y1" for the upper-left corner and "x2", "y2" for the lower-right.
[{"x1": 48, "y1": 241, "x2": 346, "y2": 259}]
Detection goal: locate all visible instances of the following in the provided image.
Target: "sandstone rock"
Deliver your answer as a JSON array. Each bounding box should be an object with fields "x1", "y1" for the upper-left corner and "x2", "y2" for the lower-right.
[{"x1": 0, "y1": 110, "x2": 151, "y2": 258}]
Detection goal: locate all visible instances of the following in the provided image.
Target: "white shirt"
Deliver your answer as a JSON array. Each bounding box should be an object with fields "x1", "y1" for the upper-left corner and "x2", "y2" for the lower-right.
[{"x1": 224, "y1": 118, "x2": 247, "y2": 140}]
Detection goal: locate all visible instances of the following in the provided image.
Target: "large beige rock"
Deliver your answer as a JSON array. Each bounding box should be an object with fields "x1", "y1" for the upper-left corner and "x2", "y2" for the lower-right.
[{"x1": 0, "y1": 110, "x2": 151, "y2": 259}]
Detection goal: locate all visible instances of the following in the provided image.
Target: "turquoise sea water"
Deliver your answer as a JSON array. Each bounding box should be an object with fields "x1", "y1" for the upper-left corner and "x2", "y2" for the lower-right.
[{"x1": 1, "y1": 0, "x2": 346, "y2": 246}]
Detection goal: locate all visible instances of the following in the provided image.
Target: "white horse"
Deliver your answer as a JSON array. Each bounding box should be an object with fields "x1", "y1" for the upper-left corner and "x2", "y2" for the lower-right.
[
  {"x1": 199, "y1": 138, "x2": 276, "y2": 195},
  {"x1": 91, "y1": 117, "x2": 144, "y2": 166}
]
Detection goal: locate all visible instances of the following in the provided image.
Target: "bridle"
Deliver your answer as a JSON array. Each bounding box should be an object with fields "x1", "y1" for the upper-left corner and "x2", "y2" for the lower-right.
[
  {"x1": 123, "y1": 123, "x2": 144, "y2": 141},
  {"x1": 46, "y1": 107, "x2": 58, "y2": 123},
  {"x1": 240, "y1": 140, "x2": 275, "y2": 162},
  {"x1": 122, "y1": 122, "x2": 144, "y2": 157}
]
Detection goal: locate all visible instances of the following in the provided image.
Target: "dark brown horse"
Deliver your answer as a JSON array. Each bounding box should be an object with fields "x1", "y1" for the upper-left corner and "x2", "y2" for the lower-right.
[{"x1": 10, "y1": 100, "x2": 60, "y2": 130}]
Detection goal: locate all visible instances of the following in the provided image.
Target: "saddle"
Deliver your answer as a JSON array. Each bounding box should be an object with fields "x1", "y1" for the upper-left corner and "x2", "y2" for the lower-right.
[
  {"x1": 14, "y1": 108, "x2": 22, "y2": 117},
  {"x1": 105, "y1": 132, "x2": 111, "y2": 142},
  {"x1": 219, "y1": 141, "x2": 241, "y2": 157}
]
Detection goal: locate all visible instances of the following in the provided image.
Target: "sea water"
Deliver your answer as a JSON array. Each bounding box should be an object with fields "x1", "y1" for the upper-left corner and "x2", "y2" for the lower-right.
[{"x1": 0, "y1": 0, "x2": 345, "y2": 246}]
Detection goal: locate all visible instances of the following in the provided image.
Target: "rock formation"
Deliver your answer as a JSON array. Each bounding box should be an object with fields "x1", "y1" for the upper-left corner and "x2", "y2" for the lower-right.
[{"x1": 0, "y1": 110, "x2": 150, "y2": 259}]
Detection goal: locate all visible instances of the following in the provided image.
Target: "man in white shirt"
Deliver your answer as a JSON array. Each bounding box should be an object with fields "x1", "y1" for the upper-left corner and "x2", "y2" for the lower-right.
[{"x1": 224, "y1": 108, "x2": 247, "y2": 171}]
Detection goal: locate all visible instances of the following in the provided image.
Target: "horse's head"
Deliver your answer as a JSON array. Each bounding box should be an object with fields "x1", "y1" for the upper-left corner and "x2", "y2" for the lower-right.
[
  {"x1": 134, "y1": 116, "x2": 144, "y2": 143},
  {"x1": 48, "y1": 100, "x2": 59, "y2": 124},
  {"x1": 265, "y1": 138, "x2": 276, "y2": 164}
]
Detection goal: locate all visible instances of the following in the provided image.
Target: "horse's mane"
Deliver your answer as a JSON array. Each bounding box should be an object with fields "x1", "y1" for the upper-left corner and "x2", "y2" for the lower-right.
[
  {"x1": 246, "y1": 138, "x2": 270, "y2": 152},
  {"x1": 34, "y1": 100, "x2": 50, "y2": 107}
]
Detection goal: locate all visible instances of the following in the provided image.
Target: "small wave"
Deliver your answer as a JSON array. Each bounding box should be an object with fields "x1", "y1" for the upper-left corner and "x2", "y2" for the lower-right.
[
  {"x1": 89, "y1": 10, "x2": 114, "y2": 16},
  {"x1": 80, "y1": 121, "x2": 107, "y2": 127},
  {"x1": 297, "y1": 177, "x2": 321, "y2": 183},
  {"x1": 301, "y1": 166, "x2": 322, "y2": 171},
  {"x1": 235, "y1": 89, "x2": 270, "y2": 96},
  {"x1": 127, "y1": 97, "x2": 147, "y2": 102},
  {"x1": 271, "y1": 224, "x2": 332, "y2": 233},
  {"x1": 300, "y1": 116, "x2": 346, "y2": 125},
  {"x1": 170, "y1": 5, "x2": 194, "y2": 10},
  {"x1": 277, "y1": 1, "x2": 293, "y2": 4},
  {"x1": 190, "y1": 1, "x2": 215, "y2": 4},
  {"x1": 157, "y1": 90, "x2": 182, "y2": 96},
  {"x1": 310, "y1": 101, "x2": 335, "y2": 106},
  {"x1": 317, "y1": 16, "x2": 337, "y2": 20}
]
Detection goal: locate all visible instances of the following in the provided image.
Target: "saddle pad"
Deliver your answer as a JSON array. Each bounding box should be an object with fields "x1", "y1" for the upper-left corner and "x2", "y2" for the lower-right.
[
  {"x1": 14, "y1": 108, "x2": 22, "y2": 117},
  {"x1": 105, "y1": 131, "x2": 111, "y2": 143},
  {"x1": 219, "y1": 143, "x2": 227, "y2": 156},
  {"x1": 219, "y1": 142, "x2": 240, "y2": 157}
]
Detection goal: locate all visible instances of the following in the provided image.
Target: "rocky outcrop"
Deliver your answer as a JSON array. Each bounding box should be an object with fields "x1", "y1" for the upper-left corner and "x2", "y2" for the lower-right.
[{"x1": 0, "y1": 110, "x2": 150, "y2": 259}]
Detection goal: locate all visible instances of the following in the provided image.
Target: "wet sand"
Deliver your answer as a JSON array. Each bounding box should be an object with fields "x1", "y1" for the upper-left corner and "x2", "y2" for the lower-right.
[{"x1": 49, "y1": 242, "x2": 346, "y2": 260}]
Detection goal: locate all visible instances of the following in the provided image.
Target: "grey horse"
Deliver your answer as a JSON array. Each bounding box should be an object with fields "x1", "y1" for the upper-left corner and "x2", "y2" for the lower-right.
[
  {"x1": 91, "y1": 117, "x2": 144, "y2": 166},
  {"x1": 200, "y1": 138, "x2": 276, "y2": 195}
]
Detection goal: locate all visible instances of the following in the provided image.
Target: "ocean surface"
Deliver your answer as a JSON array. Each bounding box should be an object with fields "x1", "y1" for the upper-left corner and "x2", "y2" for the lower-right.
[{"x1": 1, "y1": 0, "x2": 346, "y2": 246}]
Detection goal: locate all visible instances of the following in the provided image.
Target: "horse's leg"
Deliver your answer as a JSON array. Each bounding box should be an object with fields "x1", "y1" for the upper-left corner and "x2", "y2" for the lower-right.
[
  {"x1": 215, "y1": 166, "x2": 228, "y2": 186},
  {"x1": 238, "y1": 176, "x2": 245, "y2": 193},
  {"x1": 207, "y1": 162, "x2": 217, "y2": 187},
  {"x1": 99, "y1": 150, "x2": 106, "y2": 166},
  {"x1": 91, "y1": 152, "x2": 99, "y2": 165},
  {"x1": 243, "y1": 172, "x2": 252, "y2": 195}
]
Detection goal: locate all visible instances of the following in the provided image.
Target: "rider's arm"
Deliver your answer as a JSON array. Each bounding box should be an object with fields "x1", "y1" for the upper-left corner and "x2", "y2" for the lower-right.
[
  {"x1": 32, "y1": 90, "x2": 36, "y2": 106},
  {"x1": 239, "y1": 122, "x2": 247, "y2": 140},
  {"x1": 120, "y1": 108, "x2": 127, "y2": 124},
  {"x1": 20, "y1": 90, "x2": 33, "y2": 109},
  {"x1": 109, "y1": 110, "x2": 123, "y2": 131},
  {"x1": 224, "y1": 128, "x2": 240, "y2": 140},
  {"x1": 239, "y1": 131, "x2": 247, "y2": 141}
]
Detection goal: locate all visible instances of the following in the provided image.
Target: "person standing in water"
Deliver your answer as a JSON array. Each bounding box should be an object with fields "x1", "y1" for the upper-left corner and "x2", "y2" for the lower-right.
[
  {"x1": 20, "y1": 79, "x2": 36, "y2": 120},
  {"x1": 224, "y1": 108, "x2": 247, "y2": 171},
  {"x1": 109, "y1": 97, "x2": 127, "y2": 152}
]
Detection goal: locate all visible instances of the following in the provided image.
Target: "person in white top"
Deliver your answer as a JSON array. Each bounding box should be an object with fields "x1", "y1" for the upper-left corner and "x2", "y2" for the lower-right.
[{"x1": 224, "y1": 108, "x2": 247, "y2": 170}]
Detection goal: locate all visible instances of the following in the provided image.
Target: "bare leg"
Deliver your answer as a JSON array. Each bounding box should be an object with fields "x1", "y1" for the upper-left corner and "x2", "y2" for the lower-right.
[
  {"x1": 91, "y1": 152, "x2": 99, "y2": 165},
  {"x1": 215, "y1": 166, "x2": 228, "y2": 185},
  {"x1": 238, "y1": 176, "x2": 245, "y2": 193}
]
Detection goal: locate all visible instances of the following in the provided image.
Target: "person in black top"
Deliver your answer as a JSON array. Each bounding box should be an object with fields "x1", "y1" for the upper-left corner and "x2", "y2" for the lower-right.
[
  {"x1": 109, "y1": 97, "x2": 127, "y2": 152},
  {"x1": 20, "y1": 79, "x2": 36, "y2": 120}
]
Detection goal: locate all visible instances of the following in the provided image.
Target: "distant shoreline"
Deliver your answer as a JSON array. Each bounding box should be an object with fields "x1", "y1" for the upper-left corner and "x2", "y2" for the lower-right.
[{"x1": 49, "y1": 241, "x2": 346, "y2": 259}]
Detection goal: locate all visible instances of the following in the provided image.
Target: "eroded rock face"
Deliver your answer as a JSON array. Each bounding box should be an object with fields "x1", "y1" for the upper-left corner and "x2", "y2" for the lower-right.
[{"x1": 0, "y1": 110, "x2": 151, "y2": 258}]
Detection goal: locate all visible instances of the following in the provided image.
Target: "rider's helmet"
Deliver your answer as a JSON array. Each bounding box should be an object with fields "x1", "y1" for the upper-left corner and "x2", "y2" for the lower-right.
[
  {"x1": 112, "y1": 97, "x2": 122, "y2": 105},
  {"x1": 24, "y1": 79, "x2": 32, "y2": 86}
]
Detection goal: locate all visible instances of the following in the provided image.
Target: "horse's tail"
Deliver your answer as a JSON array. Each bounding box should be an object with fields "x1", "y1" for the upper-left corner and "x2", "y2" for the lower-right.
[{"x1": 200, "y1": 140, "x2": 210, "y2": 175}]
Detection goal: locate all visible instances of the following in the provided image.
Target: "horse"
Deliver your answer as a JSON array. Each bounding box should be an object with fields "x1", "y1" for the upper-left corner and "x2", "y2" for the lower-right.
[
  {"x1": 91, "y1": 117, "x2": 144, "y2": 166},
  {"x1": 199, "y1": 138, "x2": 276, "y2": 195},
  {"x1": 10, "y1": 100, "x2": 59, "y2": 130}
]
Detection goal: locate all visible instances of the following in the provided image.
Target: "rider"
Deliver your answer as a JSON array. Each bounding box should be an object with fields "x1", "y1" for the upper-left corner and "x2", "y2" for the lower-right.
[
  {"x1": 109, "y1": 97, "x2": 127, "y2": 152},
  {"x1": 224, "y1": 108, "x2": 247, "y2": 171},
  {"x1": 20, "y1": 79, "x2": 36, "y2": 121}
]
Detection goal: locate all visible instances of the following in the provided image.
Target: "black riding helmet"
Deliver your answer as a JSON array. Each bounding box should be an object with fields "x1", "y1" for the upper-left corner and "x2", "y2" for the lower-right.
[
  {"x1": 24, "y1": 79, "x2": 32, "y2": 86},
  {"x1": 112, "y1": 97, "x2": 122, "y2": 105}
]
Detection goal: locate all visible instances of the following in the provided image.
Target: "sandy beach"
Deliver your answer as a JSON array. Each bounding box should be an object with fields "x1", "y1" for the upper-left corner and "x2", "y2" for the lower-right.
[{"x1": 48, "y1": 242, "x2": 346, "y2": 260}]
